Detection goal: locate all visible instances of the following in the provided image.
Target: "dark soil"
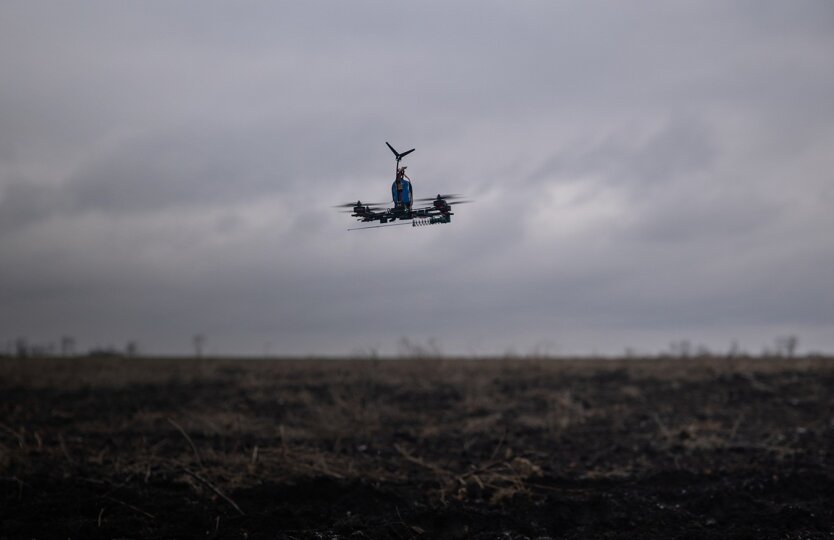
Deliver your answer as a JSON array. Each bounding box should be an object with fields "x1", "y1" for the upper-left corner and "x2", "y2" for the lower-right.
[{"x1": 1, "y1": 356, "x2": 833, "y2": 539}]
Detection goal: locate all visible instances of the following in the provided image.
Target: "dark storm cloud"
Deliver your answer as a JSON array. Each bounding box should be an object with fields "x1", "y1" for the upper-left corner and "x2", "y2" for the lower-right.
[{"x1": 1, "y1": 1, "x2": 833, "y2": 355}]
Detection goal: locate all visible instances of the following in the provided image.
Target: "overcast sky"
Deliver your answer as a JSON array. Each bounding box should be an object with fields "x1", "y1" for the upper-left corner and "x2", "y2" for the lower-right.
[{"x1": 1, "y1": 2, "x2": 833, "y2": 356}]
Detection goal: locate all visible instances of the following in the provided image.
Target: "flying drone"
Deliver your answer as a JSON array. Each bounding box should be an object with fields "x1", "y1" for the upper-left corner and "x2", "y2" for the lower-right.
[{"x1": 334, "y1": 142, "x2": 472, "y2": 231}]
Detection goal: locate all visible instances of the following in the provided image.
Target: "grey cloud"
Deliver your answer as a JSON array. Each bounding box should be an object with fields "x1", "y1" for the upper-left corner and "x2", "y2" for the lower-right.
[
  {"x1": 528, "y1": 117, "x2": 717, "y2": 189},
  {"x1": 0, "y1": 182, "x2": 63, "y2": 232}
]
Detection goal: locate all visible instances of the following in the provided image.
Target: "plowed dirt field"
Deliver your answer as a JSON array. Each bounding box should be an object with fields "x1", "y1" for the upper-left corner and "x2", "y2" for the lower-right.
[{"x1": 2, "y1": 356, "x2": 832, "y2": 538}]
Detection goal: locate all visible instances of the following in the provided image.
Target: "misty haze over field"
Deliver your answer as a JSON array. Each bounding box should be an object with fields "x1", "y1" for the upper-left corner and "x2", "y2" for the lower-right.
[{"x1": 1, "y1": 2, "x2": 833, "y2": 356}]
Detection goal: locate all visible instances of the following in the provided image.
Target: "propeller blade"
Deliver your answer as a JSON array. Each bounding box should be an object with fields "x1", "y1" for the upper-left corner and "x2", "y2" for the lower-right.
[
  {"x1": 386, "y1": 142, "x2": 415, "y2": 160},
  {"x1": 414, "y1": 194, "x2": 466, "y2": 202},
  {"x1": 333, "y1": 200, "x2": 388, "y2": 208}
]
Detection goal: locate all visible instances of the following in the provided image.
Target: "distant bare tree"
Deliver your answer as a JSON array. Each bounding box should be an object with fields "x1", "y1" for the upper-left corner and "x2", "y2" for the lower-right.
[
  {"x1": 193, "y1": 334, "x2": 205, "y2": 358},
  {"x1": 669, "y1": 340, "x2": 692, "y2": 358},
  {"x1": 398, "y1": 337, "x2": 443, "y2": 358},
  {"x1": 351, "y1": 346, "x2": 379, "y2": 359},
  {"x1": 696, "y1": 345, "x2": 712, "y2": 357},
  {"x1": 531, "y1": 340, "x2": 559, "y2": 358},
  {"x1": 775, "y1": 335, "x2": 799, "y2": 358},
  {"x1": 61, "y1": 336, "x2": 76, "y2": 357},
  {"x1": 126, "y1": 341, "x2": 139, "y2": 358},
  {"x1": 87, "y1": 346, "x2": 123, "y2": 358},
  {"x1": 15, "y1": 338, "x2": 28, "y2": 359}
]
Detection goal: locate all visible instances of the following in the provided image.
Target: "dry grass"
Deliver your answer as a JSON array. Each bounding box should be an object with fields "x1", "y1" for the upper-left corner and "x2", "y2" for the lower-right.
[{"x1": 2, "y1": 354, "x2": 833, "y2": 512}]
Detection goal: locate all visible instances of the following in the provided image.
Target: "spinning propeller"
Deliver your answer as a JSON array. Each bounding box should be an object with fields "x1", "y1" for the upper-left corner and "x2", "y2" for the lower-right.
[
  {"x1": 414, "y1": 194, "x2": 466, "y2": 202},
  {"x1": 415, "y1": 194, "x2": 474, "y2": 206},
  {"x1": 333, "y1": 200, "x2": 387, "y2": 208},
  {"x1": 332, "y1": 200, "x2": 386, "y2": 213}
]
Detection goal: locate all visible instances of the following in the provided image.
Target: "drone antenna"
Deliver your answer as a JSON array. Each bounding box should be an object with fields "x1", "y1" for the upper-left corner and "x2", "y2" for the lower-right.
[{"x1": 386, "y1": 141, "x2": 415, "y2": 175}]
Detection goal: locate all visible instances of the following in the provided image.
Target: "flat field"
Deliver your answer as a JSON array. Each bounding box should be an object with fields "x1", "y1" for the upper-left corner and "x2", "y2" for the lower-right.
[{"x1": 1, "y1": 356, "x2": 833, "y2": 539}]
